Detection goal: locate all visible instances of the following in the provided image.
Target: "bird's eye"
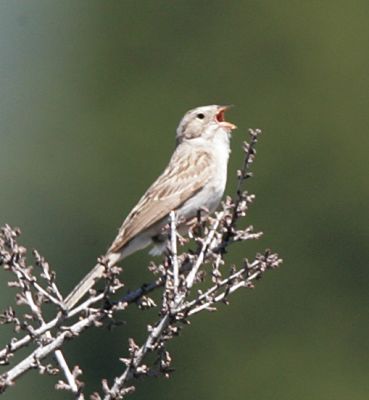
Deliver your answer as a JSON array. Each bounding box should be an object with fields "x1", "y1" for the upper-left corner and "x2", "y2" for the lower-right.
[{"x1": 197, "y1": 113, "x2": 205, "y2": 119}]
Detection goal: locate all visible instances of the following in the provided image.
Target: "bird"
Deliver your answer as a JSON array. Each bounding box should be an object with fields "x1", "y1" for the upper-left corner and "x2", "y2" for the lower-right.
[{"x1": 64, "y1": 105, "x2": 237, "y2": 308}]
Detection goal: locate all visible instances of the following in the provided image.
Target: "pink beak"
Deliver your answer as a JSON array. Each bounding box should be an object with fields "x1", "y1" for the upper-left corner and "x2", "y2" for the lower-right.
[{"x1": 215, "y1": 106, "x2": 237, "y2": 130}]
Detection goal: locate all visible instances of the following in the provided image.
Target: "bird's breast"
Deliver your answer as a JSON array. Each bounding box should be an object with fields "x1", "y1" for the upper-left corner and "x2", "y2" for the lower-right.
[{"x1": 177, "y1": 136, "x2": 230, "y2": 220}]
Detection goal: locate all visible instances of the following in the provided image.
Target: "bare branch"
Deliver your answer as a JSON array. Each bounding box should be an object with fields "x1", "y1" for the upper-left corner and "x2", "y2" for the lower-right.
[{"x1": 0, "y1": 128, "x2": 282, "y2": 399}]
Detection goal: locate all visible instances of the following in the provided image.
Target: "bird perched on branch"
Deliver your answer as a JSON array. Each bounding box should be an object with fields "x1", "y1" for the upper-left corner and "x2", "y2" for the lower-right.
[{"x1": 65, "y1": 105, "x2": 237, "y2": 308}]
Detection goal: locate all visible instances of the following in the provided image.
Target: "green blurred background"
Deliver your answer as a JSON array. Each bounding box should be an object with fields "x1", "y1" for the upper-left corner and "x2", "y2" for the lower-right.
[{"x1": 1, "y1": 1, "x2": 368, "y2": 399}]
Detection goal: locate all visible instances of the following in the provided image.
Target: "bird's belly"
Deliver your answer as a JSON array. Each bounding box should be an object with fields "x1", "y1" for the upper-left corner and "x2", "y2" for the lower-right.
[{"x1": 177, "y1": 180, "x2": 225, "y2": 221}]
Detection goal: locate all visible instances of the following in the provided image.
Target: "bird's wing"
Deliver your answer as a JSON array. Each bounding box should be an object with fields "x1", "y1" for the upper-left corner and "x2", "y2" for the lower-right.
[{"x1": 108, "y1": 146, "x2": 213, "y2": 253}]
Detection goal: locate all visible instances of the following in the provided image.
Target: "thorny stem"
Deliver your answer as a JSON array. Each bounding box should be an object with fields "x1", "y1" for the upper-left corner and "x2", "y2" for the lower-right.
[
  {"x1": 234, "y1": 129, "x2": 260, "y2": 217},
  {"x1": 220, "y1": 128, "x2": 261, "y2": 253}
]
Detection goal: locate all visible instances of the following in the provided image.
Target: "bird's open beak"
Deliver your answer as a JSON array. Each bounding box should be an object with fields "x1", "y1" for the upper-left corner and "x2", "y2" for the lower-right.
[{"x1": 215, "y1": 105, "x2": 237, "y2": 131}]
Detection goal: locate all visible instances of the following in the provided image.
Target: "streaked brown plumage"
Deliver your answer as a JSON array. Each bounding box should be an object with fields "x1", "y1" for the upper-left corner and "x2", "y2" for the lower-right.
[
  {"x1": 108, "y1": 148, "x2": 212, "y2": 253},
  {"x1": 65, "y1": 105, "x2": 236, "y2": 308}
]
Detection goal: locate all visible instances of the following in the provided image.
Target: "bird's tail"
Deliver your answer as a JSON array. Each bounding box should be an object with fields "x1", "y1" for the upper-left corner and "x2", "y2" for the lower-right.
[{"x1": 64, "y1": 263, "x2": 106, "y2": 309}]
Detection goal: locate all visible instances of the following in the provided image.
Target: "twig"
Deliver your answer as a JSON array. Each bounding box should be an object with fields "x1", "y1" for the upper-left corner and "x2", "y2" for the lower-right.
[
  {"x1": 185, "y1": 211, "x2": 224, "y2": 288},
  {"x1": 169, "y1": 211, "x2": 179, "y2": 293}
]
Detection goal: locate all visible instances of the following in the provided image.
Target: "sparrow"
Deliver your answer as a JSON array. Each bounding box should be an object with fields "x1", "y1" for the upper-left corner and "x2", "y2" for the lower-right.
[{"x1": 65, "y1": 105, "x2": 237, "y2": 308}]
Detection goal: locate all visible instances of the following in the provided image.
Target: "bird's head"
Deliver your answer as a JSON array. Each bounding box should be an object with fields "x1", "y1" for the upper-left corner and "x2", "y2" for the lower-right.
[{"x1": 176, "y1": 105, "x2": 237, "y2": 145}]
